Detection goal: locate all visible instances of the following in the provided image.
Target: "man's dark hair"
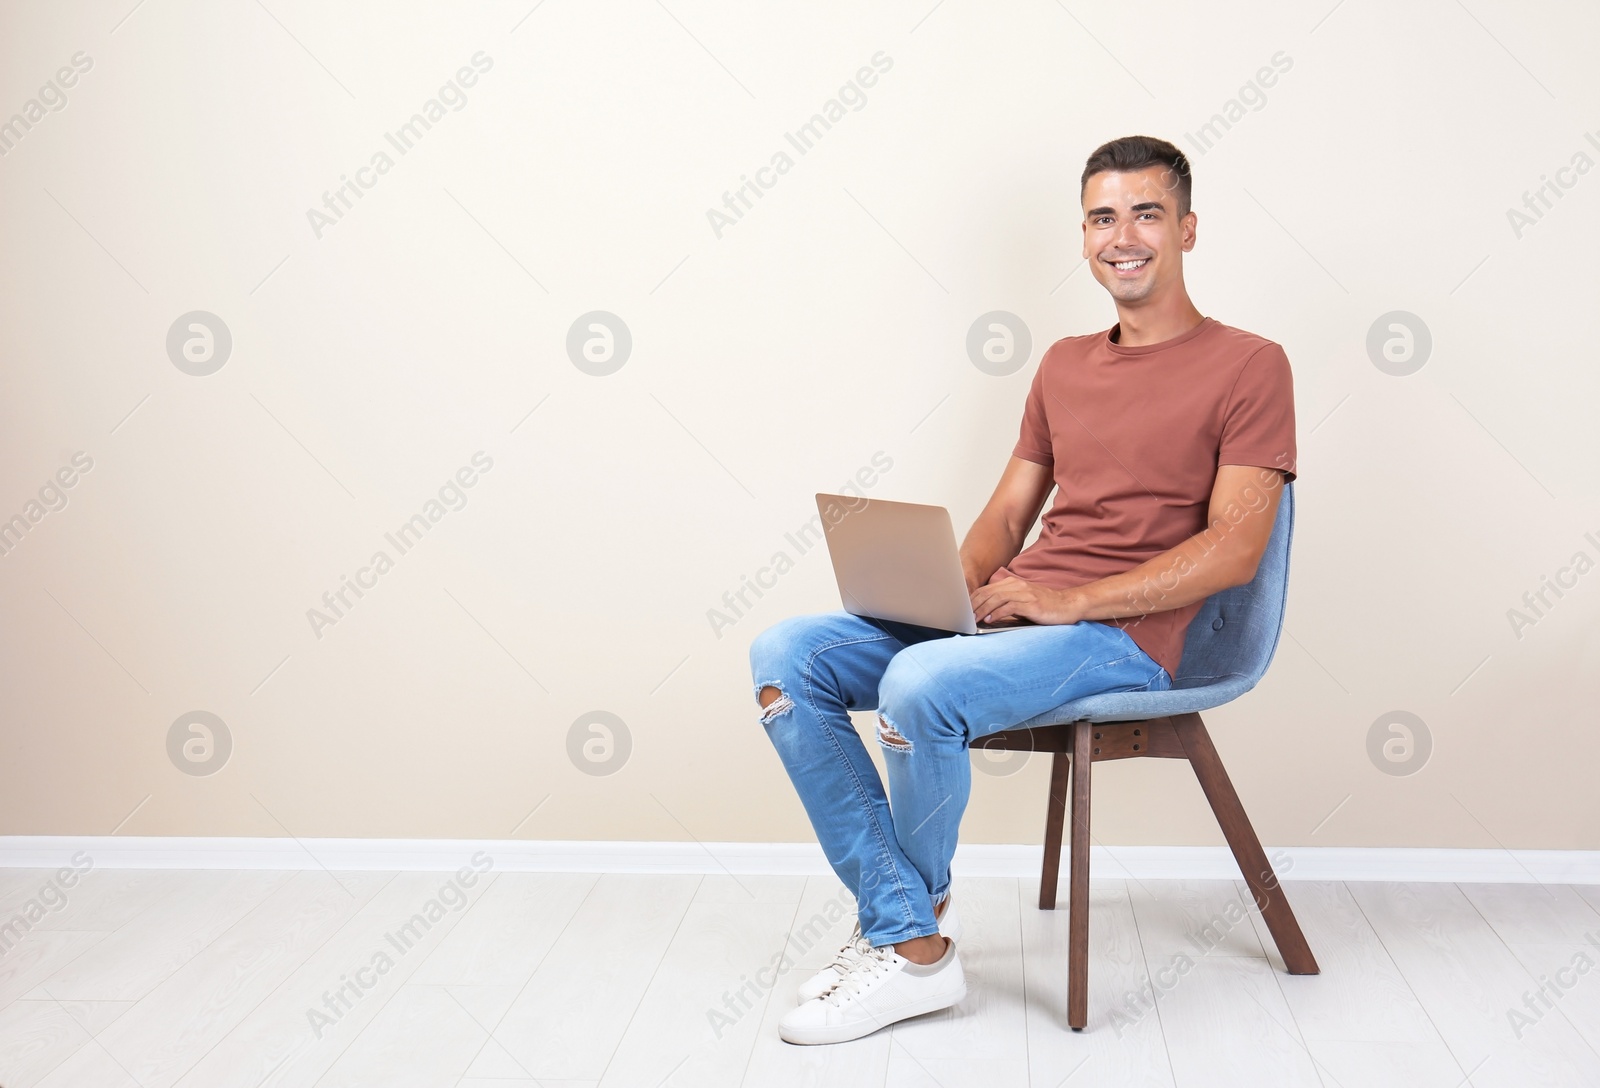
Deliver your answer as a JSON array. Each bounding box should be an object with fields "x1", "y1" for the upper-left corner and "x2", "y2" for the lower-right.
[{"x1": 1080, "y1": 135, "x2": 1193, "y2": 217}]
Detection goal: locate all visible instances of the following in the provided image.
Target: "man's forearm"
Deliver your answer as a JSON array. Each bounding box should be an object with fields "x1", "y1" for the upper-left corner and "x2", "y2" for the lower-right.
[
  {"x1": 1066, "y1": 522, "x2": 1257, "y2": 622},
  {"x1": 970, "y1": 464, "x2": 1287, "y2": 629},
  {"x1": 958, "y1": 516, "x2": 1024, "y2": 591}
]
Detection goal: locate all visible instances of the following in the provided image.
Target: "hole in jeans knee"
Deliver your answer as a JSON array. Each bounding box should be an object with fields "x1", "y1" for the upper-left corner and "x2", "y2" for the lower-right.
[
  {"x1": 757, "y1": 685, "x2": 793, "y2": 724},
  {"x1": 877, "y1": 714, "x2": 913, "y2": 752}
]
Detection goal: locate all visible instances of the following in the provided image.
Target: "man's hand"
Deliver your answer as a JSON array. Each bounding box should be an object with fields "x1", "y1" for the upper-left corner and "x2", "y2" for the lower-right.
[{"x1": 969, "y1": 574, "x2": 1086, "y2": 627}]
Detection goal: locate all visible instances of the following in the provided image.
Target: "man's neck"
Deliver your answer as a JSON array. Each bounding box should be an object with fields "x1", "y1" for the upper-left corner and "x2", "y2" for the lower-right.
[{"x1": 1111, "y1": 295, "x2": 1205, "y2": 347}]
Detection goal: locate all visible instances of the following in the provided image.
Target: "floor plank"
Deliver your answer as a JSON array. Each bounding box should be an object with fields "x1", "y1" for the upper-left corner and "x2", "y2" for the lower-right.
[
  {"x1": 1349, "y1": 881, "x2": 1600, "y2": 1088},
  {"x1": 594, "y1": 875, "x2": 807, "y2": 1087},
  {"x1": 89, "y1": 870, "x2": 390, "y2": 1087},
  {"x1": 740, "y1": 875, "x2": 891, "y2": 1088},
  {"x1": 1458, "y1": 882, "x2": 1600, "y2": 947},
  {"x1": 1459, "y1": 882, "x2": 1600, "y2": 1055},
  {"x1": 41, "y1": 871, "x2": 292, "y2": 1002},
  {"x1": 491, "y1": 873, "x2": 702, "y2": 1081},
  {"x1": 166, "y1": 869, "x2": 491, "y2": 1088},
  {"x1": 1301, "y1": 1038, "x2": 1476, "y2": 1088},
  {"x1": 883, "y1": 877, "x2": 1029, "y2": 1088},
  {"x1": 3, "y1": 866, "x2": 1596, "y2": 1088},
  {"x1": 0, "y1": 931, "x2": 113, "y2": 1009},
  {"x1": 1127, "y1": 880, "x2": 1324, "y2": 1086},
  {"x1": 315, "y1": 983, "x2": 487, "y2": 1088},
  {"x1": 1237, "y1": 880, "x2": 1438, "y2": 1043},
  {"x1": 30, "y1": 1039, "x2": 142, "y2": 1088},
  {"x1": 0, "y1": 870, "x2": 45, "y2": 906},
  {"x1": 0, "y1": 999, "x2": 98, "y2": 1088},
  {"x1": 1149, "y1": 957, "x2": 1323, "y2": 1087},
  {"x1": 1125, "y1": 879, "x2": 1267, "y2": 961},
  {"x1": 409, "y1": 871, "x2": 597, "y2": 1027},
  {"x1": 1019, "y1": 877, "x2": 1175, "y2": 1087},
  {"x1": 3, "y1": 870, "x2": 186, "y2": 935}
]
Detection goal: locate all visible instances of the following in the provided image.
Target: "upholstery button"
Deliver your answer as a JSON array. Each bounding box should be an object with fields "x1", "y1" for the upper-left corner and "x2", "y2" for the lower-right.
[{"x1": 1212, "y1": 617, "x2": 1225, "y2": 630}]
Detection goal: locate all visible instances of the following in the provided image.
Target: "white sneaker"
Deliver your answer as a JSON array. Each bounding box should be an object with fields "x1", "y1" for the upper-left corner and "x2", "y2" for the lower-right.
[
  {"x1": 796, "y1": 922, "x2": 867, "y2": 1004},
  {"x1": 795, "y1": 899, "x2": 962, "y2": 1003},
  {"x1": 779, "y1": 935, "x2": 966, "y2": 1045}
]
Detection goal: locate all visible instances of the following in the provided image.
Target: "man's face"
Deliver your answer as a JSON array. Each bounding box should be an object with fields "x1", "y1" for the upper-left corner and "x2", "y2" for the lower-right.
[{"x1": 1080, "y1": 165, "x2": 1196, "y2": 306}]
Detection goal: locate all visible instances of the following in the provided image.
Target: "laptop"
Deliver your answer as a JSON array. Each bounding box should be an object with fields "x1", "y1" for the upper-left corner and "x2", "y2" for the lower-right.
[{"x1": 814, "y1": 493, "x2": 1035, "y2": 635}]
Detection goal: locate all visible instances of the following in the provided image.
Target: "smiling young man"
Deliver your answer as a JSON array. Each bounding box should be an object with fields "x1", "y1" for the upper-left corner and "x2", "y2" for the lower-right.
[{"x1": 749, "y1": 134, "x2": 1297, "y2": 1045}]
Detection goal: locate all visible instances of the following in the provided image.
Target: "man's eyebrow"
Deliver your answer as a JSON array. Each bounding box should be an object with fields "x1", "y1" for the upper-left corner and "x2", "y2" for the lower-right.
[{"x1": 1084, "y1": 201, "x2": 1166, "y2": 217}]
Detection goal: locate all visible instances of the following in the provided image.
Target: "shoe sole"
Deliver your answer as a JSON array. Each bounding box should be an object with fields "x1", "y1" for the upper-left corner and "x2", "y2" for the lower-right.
[{"x1": 778, "y1": 982, "x2": 967, "y2": 1045}]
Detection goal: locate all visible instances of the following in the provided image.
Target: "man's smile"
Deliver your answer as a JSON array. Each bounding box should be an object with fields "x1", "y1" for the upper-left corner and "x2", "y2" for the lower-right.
[{"x1": 1105, "y1": 256, "x2": 1151, "y2": 276}]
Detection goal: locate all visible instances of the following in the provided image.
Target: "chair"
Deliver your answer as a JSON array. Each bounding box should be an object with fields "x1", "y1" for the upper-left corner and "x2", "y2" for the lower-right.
[{"x1": 974, "y1": 480, "x2": 1317, "y2": 1030}]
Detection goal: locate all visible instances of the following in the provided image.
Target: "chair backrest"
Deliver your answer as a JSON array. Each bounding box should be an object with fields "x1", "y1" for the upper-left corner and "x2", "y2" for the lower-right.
[{"x1": 1169, "y1": 480, "x2": 1295, "y2": 692}]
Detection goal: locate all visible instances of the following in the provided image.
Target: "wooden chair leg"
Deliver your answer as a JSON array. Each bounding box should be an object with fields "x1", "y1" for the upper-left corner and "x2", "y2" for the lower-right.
[
  {"x1": 1173, "y1": 712, "x2": 1319, "y2": 976},
  {"x1": 1068, "y1": 721, "x2": 1093, "y2": 1029},
  {"x1": 1039, "y1": 749, "x2": 1071, "y2": 910}
]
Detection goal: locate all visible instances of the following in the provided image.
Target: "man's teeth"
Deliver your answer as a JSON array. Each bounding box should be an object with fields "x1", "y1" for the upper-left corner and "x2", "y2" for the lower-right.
[{"x1": 1113, "y1": 259, "x2": 1149, "y2": 271}]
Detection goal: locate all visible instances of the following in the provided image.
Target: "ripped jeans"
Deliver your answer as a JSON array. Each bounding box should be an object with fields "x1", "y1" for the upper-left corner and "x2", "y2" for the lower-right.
[{"x1": 748, "y1": 610, "x2": 1171, "y2": 948}]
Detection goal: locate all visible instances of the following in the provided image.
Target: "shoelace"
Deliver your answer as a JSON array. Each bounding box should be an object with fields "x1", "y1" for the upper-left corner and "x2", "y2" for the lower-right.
[
  {"x1": 821, "y1": 942, "x2": 896, "y2": 1005},
  {"x1": 821, "y1": 923, "x2": 867, "y2": 977}
]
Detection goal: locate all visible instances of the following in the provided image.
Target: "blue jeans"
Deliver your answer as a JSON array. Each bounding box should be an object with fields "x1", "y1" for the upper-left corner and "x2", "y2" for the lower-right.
[{"x1": 748, "y1": 610, "x2": 1171, "y2": 948}]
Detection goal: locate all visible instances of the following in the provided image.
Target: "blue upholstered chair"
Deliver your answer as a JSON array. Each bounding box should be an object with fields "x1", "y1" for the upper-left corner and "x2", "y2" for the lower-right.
[{"x1": 975, "y1": 480, "x2": 1318, "y2": 1030}]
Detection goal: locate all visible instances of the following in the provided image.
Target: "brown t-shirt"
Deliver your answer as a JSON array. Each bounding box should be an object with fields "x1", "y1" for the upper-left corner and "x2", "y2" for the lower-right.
[{"x1": 998, "y1": 316, "x2": 1297, "y2": 679}]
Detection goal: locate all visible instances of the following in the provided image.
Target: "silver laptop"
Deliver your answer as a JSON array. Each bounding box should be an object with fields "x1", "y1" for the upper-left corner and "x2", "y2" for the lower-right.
[{"x1": 814, "y1": 493, "x2": 1033, "y2": 635}]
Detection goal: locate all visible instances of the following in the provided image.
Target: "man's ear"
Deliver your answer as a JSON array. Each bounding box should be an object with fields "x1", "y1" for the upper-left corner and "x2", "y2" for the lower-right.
[
  {"x1": 1181, "y1": 210, "x2": 1198, "y2": 252},
  {"x1": 1081, "y1": 218, "x2": 1090, "y2": 260}
]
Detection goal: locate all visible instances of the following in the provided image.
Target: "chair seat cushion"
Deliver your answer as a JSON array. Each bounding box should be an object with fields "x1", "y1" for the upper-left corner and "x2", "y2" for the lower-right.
[{"x1": 1010, "y1": 672, "x2": 1257, "y2": 728}]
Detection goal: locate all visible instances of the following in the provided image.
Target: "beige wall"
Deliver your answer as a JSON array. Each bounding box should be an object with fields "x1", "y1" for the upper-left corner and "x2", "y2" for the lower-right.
[{"x1": 2, "y1": 2, "x2": 1597, "y2": 851}]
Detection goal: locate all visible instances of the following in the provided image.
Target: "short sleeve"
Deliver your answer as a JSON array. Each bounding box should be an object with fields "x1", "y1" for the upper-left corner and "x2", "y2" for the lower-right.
[
  {"x1": 1219, "y1": 343, "x2": 1297, "y2": 483},
  {"x1": 1011, "y1": 359, "x2": 1054, "y2": 467}
]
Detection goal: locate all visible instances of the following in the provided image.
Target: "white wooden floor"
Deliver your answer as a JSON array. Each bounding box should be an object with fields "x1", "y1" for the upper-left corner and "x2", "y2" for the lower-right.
[{"x1": 1, "y1": 868, "x2": 1598, "y2": 1087}]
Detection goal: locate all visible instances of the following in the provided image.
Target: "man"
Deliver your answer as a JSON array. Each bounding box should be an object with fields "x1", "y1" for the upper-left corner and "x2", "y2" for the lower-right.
[{"x1": 749, "y1": 134, "x2": 1297, "y2": 1045}]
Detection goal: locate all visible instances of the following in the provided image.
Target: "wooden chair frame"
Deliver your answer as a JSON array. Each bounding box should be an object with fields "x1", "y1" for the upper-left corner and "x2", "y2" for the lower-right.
[{"x1": 976, "y1": 712, "x2": 1319, "y2": 1030}]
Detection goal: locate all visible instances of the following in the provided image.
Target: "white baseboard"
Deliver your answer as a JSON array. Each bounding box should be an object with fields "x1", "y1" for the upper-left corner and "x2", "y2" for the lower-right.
[{"x1": 2, "y1": 837, "x2": 1597, "y2": 883}]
